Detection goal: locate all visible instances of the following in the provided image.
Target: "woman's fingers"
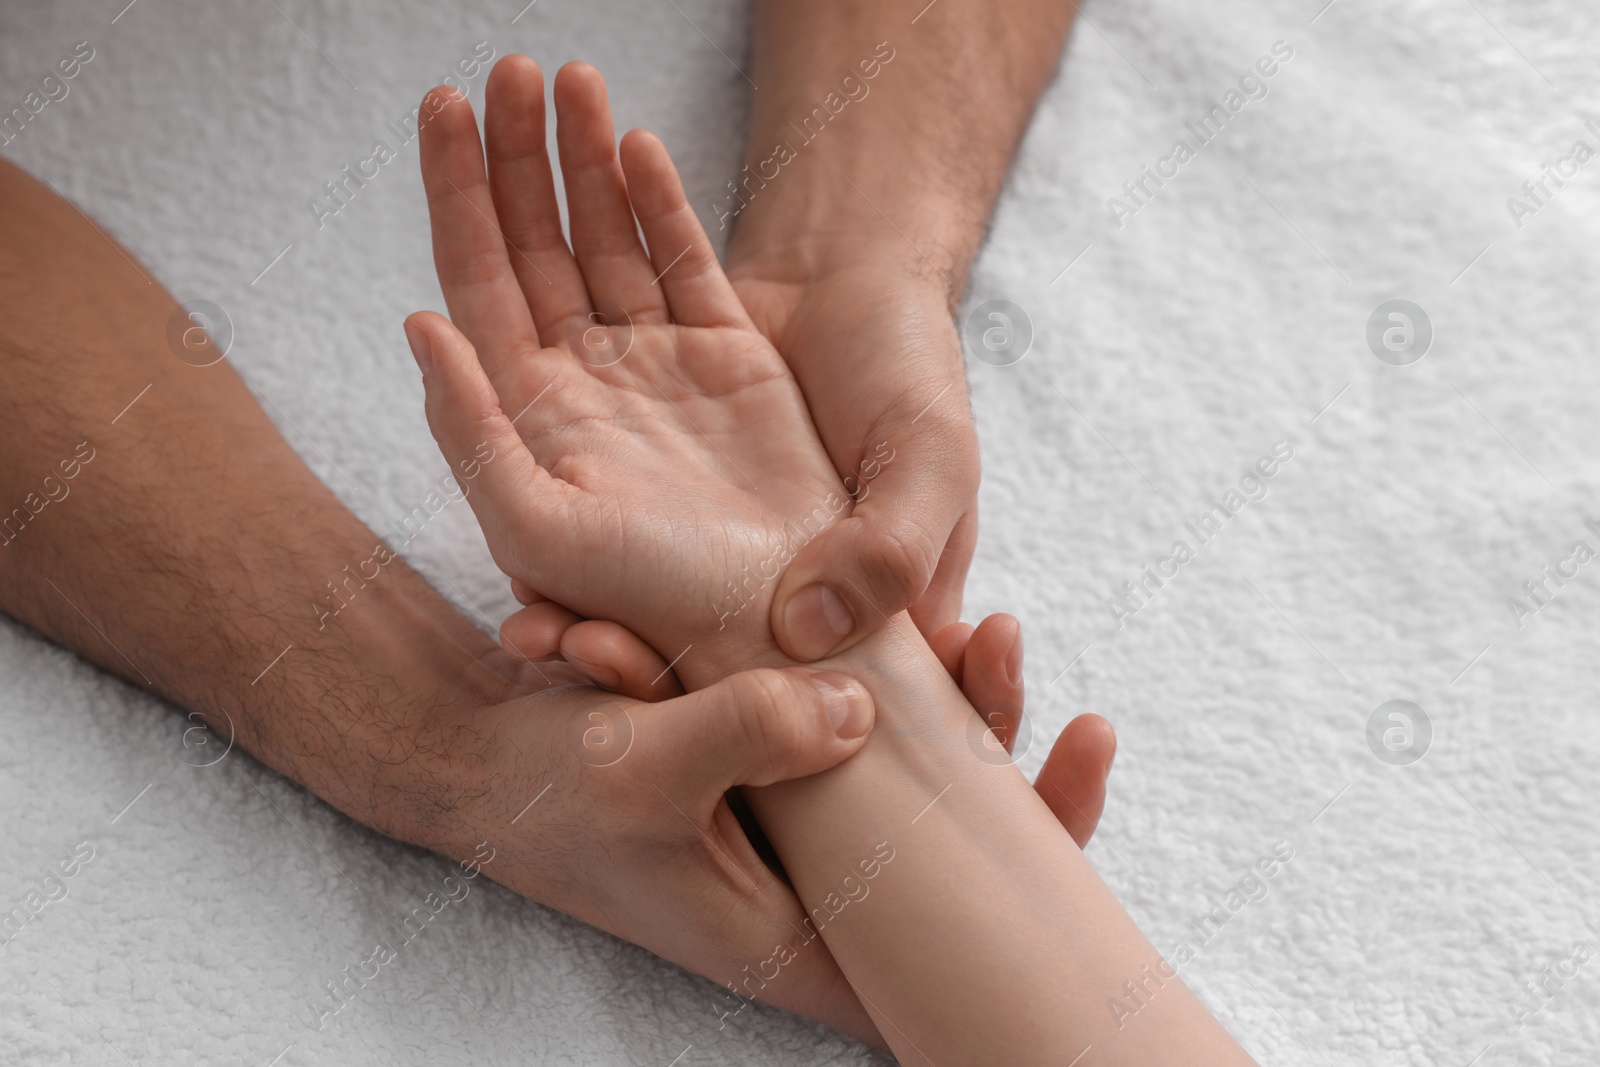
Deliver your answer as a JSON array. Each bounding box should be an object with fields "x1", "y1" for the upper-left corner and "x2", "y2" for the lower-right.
[
  {"x1": 560, "y1": 619, "x2": 682, "y2": 701},
  {"x1": 958, "y1": 614, "x2": 1024, "y2": 753},
  {"x1": 500, "y1": 599, "x2": 582, "y2": 662},
  {"x1": 618, "y1": 128, "x2": 753, "y2": 329},
  {"x1": 1035, "y1": 714, "x2": 1117, "y2": 850},
  {"x1": 501, "y1": 598, "x2": 683, "y2": 700},
  {"x1": 951, "y1": 613, "x2": 1116, "y2": 847},
  {"x1": 928, "y1": 620, "x2": 975, "y2": 690},
  {"x1": 417, "y1": 86, "x2": 542, "y2": 391},
  {"x1": 405, "y1": 310, "x2": 584, "y2": 586},
  {"x1": 552, "y1": 63, "x2": 667, "y2": 323},
  {"x1": 483, "y1": 56, "x2": 593, "y2": 345}
]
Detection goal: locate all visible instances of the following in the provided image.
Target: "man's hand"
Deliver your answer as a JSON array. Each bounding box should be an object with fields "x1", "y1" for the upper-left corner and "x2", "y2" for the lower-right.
[
  {"x1": 425, "y1": 611, "x2": 1114, "y2": 1048},
  {"x1": 733, "y1": 263, "x2": 979, "y2": 661},
  {"x1": 725, "y1": 0, "x2": 1079, "y2": 661}
]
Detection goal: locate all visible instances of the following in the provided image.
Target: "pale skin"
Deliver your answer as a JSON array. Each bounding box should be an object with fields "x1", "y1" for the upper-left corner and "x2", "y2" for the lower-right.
[
  {"x1": 528, "y1": 0, "x2": 1087, "y2": 666},
  {"x1": 0, "y1": 160, "x2": 1109, "y2": 1044},
  {"x1": 406, "y1": 62, "x2": 1257, "y2": 1065}
]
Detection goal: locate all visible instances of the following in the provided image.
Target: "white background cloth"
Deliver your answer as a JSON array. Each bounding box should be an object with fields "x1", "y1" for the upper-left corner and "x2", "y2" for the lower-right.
[{"x1": 3, "y1": 0, "x2": 1597, "y2": 1063}]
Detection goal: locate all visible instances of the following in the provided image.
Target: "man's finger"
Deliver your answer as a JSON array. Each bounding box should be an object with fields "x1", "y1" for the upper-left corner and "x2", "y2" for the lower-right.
[
  {"x1": 641, "y1": 668, "x2": 874, "y2": 796},
  {"x1": 770, "y1": 409, "x2": 980, "y2": 662}
]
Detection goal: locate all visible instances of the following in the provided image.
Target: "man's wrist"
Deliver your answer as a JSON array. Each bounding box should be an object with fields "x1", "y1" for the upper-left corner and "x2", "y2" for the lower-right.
[
  {"x1": 726, "y1": 202, "x2": 976, "y2": 311},
  {"x1": 241, "y1": 566, "x2": 520, "y2": 852}
]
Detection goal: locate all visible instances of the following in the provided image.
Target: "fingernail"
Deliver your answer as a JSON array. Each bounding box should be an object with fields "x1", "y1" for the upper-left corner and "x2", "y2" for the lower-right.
[
  {"x1": 783, "y1": 584, "x2": 855, "y2": 660},
  {"x1": 404, "y1": 322, "x2": 432, "y2": 375},
  {"x1": 1004, "y1": 626, "x2": 1024, "y2": 687},
  {"x1": 812, "y1": 672, "x2": 871, "y2": 739}
]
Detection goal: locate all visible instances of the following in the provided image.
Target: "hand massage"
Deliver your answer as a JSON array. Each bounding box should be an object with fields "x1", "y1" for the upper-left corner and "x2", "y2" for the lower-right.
[{"x1": 5, "y1": 0, "x2": 1575, "y2": 1063}]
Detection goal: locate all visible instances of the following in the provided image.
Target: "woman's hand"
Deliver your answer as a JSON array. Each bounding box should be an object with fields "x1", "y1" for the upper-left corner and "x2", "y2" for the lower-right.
[
  {"x1": 405, "y1": 57, "x2": 847, "y2": 689},
  {"x1": 409, "y1": 612, "x2": 1114, "y2": 1048}
]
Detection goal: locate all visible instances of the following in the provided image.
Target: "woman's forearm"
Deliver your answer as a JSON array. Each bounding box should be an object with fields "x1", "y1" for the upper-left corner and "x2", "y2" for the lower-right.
[{"x1": 742, "y1": 615, "x2": 1254, "y2": 1065}]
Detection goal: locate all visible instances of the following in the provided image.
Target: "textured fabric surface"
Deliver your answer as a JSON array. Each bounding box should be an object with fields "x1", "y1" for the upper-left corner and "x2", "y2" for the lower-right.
[{"x1": 2, "y1": 0, "x2": 1596, "y2": 1063}]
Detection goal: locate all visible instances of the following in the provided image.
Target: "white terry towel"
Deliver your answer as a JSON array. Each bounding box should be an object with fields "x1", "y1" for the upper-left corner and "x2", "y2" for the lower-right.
[{"x1": 1, "y1": 0, "x2": 1597, "y2": 1063}]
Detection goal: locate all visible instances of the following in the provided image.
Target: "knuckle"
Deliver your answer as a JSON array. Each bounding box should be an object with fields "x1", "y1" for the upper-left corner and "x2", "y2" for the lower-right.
[
  {"x1": 860, "y1": 520, "x2": 940, "y2": 610},
  {"x1": 728, "y1": 669, "x2": 811, "y2": 771},
  {"x1": 915, "y1": 413, "x2": 980, "y2": 486}
]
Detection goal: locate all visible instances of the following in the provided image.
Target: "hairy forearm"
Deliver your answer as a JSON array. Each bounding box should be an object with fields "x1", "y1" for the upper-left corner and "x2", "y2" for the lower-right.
[
  {"x1": 727, "y1": 0, "x2": 1076, "y2": 295},
  {"x1": 0, "y1": 160, "x2": 510, "y2": 845}
]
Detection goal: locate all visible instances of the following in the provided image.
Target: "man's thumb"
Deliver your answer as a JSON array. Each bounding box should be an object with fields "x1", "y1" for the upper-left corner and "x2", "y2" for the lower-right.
[
  {"x1": 655, "y1": 669, "x2": 874, "y2": 795},
  {"x1": 770, "y1": 510, "x2": 944, "y2": 662}
]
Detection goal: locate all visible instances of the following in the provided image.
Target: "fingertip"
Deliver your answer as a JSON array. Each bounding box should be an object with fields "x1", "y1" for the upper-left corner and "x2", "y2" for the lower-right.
[
  {"x1": 561, "y1": 619, "x2": 682, "y2": 702},
  {"x1": 403, "y1": 318, "x2": 431, "y2": 376},
  {"x1": 404, "y1": 312, "x2": 475, "y2": 387},
  {"x1": 619, "y1": 126, "x2": 661, "y2": 154},
  {"x1": 419, "y1": 84, "x2": 476, "y2": 147},
  {"x1": 775, "y1": 581, "x2": 858, "y2": 663},
  {"x1": 967, "y1": 614, "x2": 1020, "y2": 680},
  {"x1": 778, "y1": 514, "x2": 941, "y2": 661},
  {"x1": 499, "y1": 601, "x2": 577, "y2": 662},
  {"x1": 486, "y1": 55, "x2": 544, "y2": 122},
  {"x1": 403, "y1": 309, "x2": 454, "y2": 342},
  {"x1": 421, "y1": 83, "x2": 468, "y2": 114},
  {"x1": 490, "y1": 52, "x2": 541, "y2": 86},
  {"x1": 1065, "y1": 712, "x2": 1117, "y2": 779},
  {"x1": 1037, "y1": 716, "x2": 1113, "y2": 849},
  {"x1": 805, "y1": 670, "x2": 874, "y2": 741},
  {"x1": 553, "y1": 60, "x2": 605, "y2": 104},
  {"x1": 617, "y1": 129, "x2": 672, "y2": 192}
]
